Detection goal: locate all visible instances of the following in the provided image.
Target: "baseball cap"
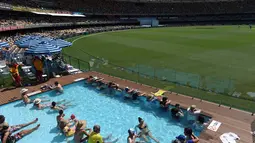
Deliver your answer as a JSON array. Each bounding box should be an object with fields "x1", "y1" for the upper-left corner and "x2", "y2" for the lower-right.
[{"x1": 176, "y1": 135, "x2": 185, "y2": 141}]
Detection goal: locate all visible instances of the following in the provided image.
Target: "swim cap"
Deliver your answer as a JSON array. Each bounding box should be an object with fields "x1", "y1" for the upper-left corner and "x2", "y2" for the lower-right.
[{"x1": 71, "y1": 114, "x2": 75, "y2": 120}]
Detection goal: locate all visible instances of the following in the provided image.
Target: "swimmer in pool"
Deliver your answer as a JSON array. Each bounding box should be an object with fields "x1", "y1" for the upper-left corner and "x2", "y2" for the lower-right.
[
  {"x1": 127, "y1": 128, "x2": 145, "y2": 143},
  {"x1": 85, "y1": 76, "x2": 94, "y2": 84},
  {"x1": 86, "y1": 125, "x2": 119, "y2": 143},
  {"x1": 159, "y1": 96, "x2": 171, "y2": 111},
  {"x1": 51, "y1": 100, "x2": 72, "y2": 111},
  {"x1": 171, "y1": 104, "x2": 184, "y2": 120},
  {"x1": 192, "y1": 115, "x2": 208, "y2": 131},
  {"x1": 135, "y1": 117, "x2": 159, "y2": 143},
  {"x1": 50, "y1": 81, "x2": 63, "y2": 93},
  {"x1": 74, "y1": 120, "x2": 91, "y2": 143},
  {"x1": 187, "y1": 105, "x2": 201, "y2": 124},
  {"x1": 56, "y1": 110, "x2": 65, "y2": 128},
  {"x1": 20, "y1": 88, "x2": 49, "y2": 105},
  {"x1": 0, "y1": 118, "x2": 39, "y2": 143},
  {"x1": 184, "y1": 128, "x2": 199, "y2": 143},
  {"x1": 33, "y1": 98, "x2": 51, "y2": 110}
]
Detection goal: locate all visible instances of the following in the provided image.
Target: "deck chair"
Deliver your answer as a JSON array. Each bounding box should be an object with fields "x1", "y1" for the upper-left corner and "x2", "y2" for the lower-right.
[{"x1": 151, "y1": 89, "x2": 166, "y2": 96}]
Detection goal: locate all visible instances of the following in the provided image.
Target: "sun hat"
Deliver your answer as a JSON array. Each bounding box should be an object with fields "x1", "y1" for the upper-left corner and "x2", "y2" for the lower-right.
[
  {"x1": 128, "y1": 128, "x2": 135, "y2": 134},
  {"x1": 76, "y1": 120, "x2": 87, "y2": 130},
  {"x1": 0, "y1": 121, "x2": 7, "y2": 131},
  {"x1": 20, "y1": 88, "x2": 28, "y2": 94},
  {"x1": 125, "y1": 87, "x2": 129, "y2": 91},
  {"x1": 176, "y1": 135, "x2": 185, "y2": 141},
  {"x1": 93, "y1": 76, "x2": 98, "y2": 80},
  {"x1": 33, "y1": 98, "x2": 41, "y2": 104},
  {"x1": 191, "y1": 105, "x2": 196, "y2": 109}
]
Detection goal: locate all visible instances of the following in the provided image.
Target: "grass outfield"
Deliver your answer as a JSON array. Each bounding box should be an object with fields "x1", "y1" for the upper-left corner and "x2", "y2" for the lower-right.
[{"x1": 64, "y1": 25, "x2": 255, "y2": 112}]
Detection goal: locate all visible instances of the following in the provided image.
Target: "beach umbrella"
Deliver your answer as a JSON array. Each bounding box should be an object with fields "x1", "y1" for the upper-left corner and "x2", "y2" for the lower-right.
[
  {"x1": 17, "y1": 39, "x2": 41, "y2": 48},
  {"x1": 0, "y1": 42, "x2": 10, "y2": 49},
  {"x1": 48, "y1": 39, "x2": 72, "y2": 48},
  {"x1": 25, "y1": 42, "x2": 62, "y2": 55}
]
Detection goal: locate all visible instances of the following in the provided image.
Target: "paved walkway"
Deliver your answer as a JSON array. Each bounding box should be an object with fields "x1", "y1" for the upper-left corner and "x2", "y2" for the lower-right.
[{"x1": 0, "y1": 71, "x2": 254, "y2": 143}]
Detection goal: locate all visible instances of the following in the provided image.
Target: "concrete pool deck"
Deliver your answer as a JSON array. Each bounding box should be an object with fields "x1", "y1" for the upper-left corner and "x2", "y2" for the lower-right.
[{"x1": 0, "y1": 71, "x2": 254, "y2": 143}]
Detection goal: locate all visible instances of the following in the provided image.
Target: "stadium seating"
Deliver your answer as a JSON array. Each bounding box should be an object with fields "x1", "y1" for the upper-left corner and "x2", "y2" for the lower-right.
[{"x1": 2, "y1": 0, "x2": 255, "y2": 15}]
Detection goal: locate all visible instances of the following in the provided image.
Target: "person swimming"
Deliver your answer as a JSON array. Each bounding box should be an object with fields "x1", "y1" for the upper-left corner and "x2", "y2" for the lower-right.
[
  {"x1": 187, "y1": 105, "x2": 201, "y2": 124},
  {"x1": 51, "y1": 100, "x2": 72, "y2": 111},
  {"x1": 20, "y1": 88, "x2": 50, "y2": 105},
  {"x1": 192, "y1": 115, "x2": 208, "y2": 131},
  {"x1": 74, "y1": 120, "x2": 91, "y2": 143},
  {"x1": 184, "y1": 128, "x2": 199, "y2": 143},
  {"x1": 51, "y1": 81, "x2": 63, "y2": 93},
  {"x1": 56, "y1": 110, "x2": 65, "y2": 128},
  {"x1": 127, "y1": 128, "x2": 145, "y2": 143},
  {"x1": 0, "y1": 119, "x2": 39, "y2": 143},
  {"x1": 86, "y1": 125, "x2": 118, "y2": 143},
  {"x1": 20, "y1": 88, "x2": 31, "y2": 105},
  {"x1": 159, "y1": 97, "x2": 171, "y2": 111},
  {"x1": 135, "y1": 117, "x2": 159, "y2": 143},
  {"x1": 33, "y1": 98, "x2": 51, "y2": 110},
  {"x1": 172, "y1": 135, "x2": 185, "y2": 143},
  {"x1": 171, "y1": 104, "x2": 184, "y2": 119}
]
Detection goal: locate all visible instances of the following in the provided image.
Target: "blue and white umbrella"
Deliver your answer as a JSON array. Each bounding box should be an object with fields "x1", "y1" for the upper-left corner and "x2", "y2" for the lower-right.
[
  {"x1": 25, "y1": 42, "x2": 62, "y2": 55},
  {"x1": 15, "y1": 35, "x2": 42, "y2": 46},
  {"x1": 15, "y1": 35, "x2": 71, "y2": 49},
  {"x1": 0, "y1": 42, "x2": 10, "y2": 49},
  {"x1": 17, "y1": 39, "x2": 41, "y2": 48},
  {"x1": 49, "y1": 39, "x2": 72, "y2": 48}
]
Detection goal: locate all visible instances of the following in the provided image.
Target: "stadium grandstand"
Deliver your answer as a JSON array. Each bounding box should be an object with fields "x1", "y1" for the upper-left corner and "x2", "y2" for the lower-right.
[{"x1": 0, "y1": 1, "x2": 255, "y2": 143}]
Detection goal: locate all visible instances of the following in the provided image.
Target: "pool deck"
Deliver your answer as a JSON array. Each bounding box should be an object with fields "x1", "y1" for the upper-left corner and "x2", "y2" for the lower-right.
[{"x1": 0, "y1": 71, "x2": 254, "y2": 143}]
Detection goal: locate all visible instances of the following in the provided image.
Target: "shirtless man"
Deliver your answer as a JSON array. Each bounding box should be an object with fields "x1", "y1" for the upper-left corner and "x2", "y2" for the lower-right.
[{"x1": 53, "y1": 81, "x2": 63, "y2": 93}]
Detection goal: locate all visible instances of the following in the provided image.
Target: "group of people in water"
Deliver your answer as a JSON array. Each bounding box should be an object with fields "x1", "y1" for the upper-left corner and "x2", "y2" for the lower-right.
[
  {"x1": 85, "y1": 76, "x2": 208, "y2": 143},
  {"x1": 0, "y1": 75, "x2": 209, "y2": 143}
]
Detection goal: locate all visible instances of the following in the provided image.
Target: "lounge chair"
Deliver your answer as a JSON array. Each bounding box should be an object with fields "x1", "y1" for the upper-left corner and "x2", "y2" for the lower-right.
[{"x1": 151, "y1": 89, "x2": 166, "y2": 96}]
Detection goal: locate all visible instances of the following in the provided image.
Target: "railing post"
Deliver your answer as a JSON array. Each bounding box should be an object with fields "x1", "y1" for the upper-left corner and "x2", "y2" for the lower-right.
[
  {"x1": 78, "y1": 59, "x2": 80, "y2": 69},
  {"x1": 154, "y1": 67, "x2": 156, "y2": 79},
  {"x1": 137, "y1": 64, "x2": 139, "y2": 83},
  {"x1": 69, "y1": 56, "x2": 71, "y2": 65},
  {"x1": 88, "y1": 62, "x2": 90, "y2": 71}
]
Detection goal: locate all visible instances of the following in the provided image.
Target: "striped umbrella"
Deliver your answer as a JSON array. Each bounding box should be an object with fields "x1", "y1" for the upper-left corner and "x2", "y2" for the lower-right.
[
  {"x1": 0, "y1": 42, "x2": 10, "y2": 49},
  {"x1": 25, "y1": 42, "x2": 62, "y2": 55},
  {"x1": 48, "y1": 39, "x2": 72, "y2": 48}
]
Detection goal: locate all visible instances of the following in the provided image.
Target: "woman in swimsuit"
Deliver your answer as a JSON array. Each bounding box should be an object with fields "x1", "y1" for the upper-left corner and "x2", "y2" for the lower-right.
[
  {"x1": 135, "y1": 117, "x2": 159, "y2": 143},
  {"x1": 0, "y1": 118, "x2": 39, "y2": 143}
]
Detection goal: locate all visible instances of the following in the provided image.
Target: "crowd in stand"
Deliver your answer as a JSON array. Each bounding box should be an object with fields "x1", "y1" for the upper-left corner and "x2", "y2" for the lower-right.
[
  {"x1": 0, "y1": 25, "x2": 140, "y2": 61},
  {"x1": 0, "y1": 11, "x2": 120, "y2": 28},
  {"x1": 2, "y1": 0, "x2": 255, "y2": 15}
]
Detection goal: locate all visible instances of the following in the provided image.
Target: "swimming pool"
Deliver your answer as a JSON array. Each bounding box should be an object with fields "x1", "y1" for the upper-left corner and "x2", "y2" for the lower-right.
[{"x1": 0, "y1": 81, "x2": 208, "y2": 143}]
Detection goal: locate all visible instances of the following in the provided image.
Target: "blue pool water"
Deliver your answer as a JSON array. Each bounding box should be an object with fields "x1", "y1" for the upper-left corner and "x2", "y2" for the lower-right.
[{"x1": 0, "y1": 81, "x2": 208, "y2": 143}]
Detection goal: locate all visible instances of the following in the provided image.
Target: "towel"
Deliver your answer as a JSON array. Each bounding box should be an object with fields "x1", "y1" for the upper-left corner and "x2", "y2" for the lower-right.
[{"x1": 220, "y1": 132, "x2": 240, "y2": 143}]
